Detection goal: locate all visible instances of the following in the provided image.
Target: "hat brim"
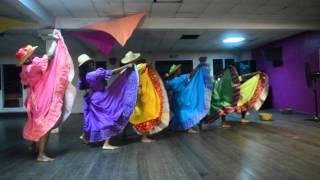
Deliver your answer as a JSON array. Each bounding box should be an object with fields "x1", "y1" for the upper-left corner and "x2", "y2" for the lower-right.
[
  {"x1": 121, "y1": 53, "x2": 141, "y2": 64},
  {"x1": 18, "y1": 46, "x2": 38, "y2": 66},
  {"x1": 168, "y1": 64, "x2": 182, "y2": 76},
  {"x1": 78, "y1": 58, "x2": 93, "y2": 67}
]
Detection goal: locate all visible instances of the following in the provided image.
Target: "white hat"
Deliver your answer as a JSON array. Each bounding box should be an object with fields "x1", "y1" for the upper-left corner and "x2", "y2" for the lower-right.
[
  {"x1": 78, "y1": 54, "x2": 93, "y2": 67},
  {"x1": 121, "y1": 51, "x2": 141, "y2": 64}
]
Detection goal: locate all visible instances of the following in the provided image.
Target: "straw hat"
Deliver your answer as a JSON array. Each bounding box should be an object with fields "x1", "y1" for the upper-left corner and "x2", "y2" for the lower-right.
[
  {"x1": 259, "y1": 113, "x2": 273, "y2": 121},
  {"x1": 15, "y1": 45, "x2": 38, "y2": 66},
  {"x1": 78, "y1": 54, "x2": 93, "y2": 67},
  {"x1": 121, "y1": 51, "x2": 141, "y2": 64},
  {"x1": 165, "y1": 64, "x2": 182, "y2": 77}
]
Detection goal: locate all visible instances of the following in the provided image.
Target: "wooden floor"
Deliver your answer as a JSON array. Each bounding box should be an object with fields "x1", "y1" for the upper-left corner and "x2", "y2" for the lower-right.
[{"x1": 1, "y1": 110, "x2": 320, "y2": 180}]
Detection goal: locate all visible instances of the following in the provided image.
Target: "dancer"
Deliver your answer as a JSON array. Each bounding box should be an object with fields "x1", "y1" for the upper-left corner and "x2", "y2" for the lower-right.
[
  {"x1": 165, "y1": 57, "x2": 212, "y2": 133},
  {"x1": 121, "y1": 53, "x2": 170, "y2": 143},
  {"x1": 16, "y1": 30, "x2": 75, "y2": 161},
  {"x1": 206, "y1": 66, "x2": 269, "y2": 127},
  {"x1": 206, "y1": 66, "x2": 241, "y2": 128},
  {"x1": 77, "y1": 54, "x2": 139, "y2": 149},
  {"x1": 234, "y1": 71, "x2": 269, "y2": 122}
]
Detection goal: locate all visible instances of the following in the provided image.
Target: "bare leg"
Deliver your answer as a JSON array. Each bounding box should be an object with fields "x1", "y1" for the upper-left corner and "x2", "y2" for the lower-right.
[
  {"x1": 141, "y1": 134, "x2": 154, "y2": 143},
  {"x1": 221, "y1": 115, "x2": 231, "y2": 128},
  {"x1": 37, "y1": 132, "x2": 54, "y2": 162},
  {"x1": 102, "y1": 139, "x2": 119, "y2": 150},
  {"x1": 240, "y1": 111, "x2": 250, "y2": 123}
]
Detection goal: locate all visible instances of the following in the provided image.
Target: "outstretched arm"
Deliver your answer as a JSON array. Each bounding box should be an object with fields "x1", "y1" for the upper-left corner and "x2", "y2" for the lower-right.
[
  {"x1": 189, "y1": 65, "x2": 199, "y2": 79},
  {"x1": 46, "y1": 40, "x2": 57, "y2": 60},
  {"x1": 111, "y1": 63, "x2": 133, "y2": 74},
  {"x1": 43, "y1": 33, "x2": 59, "y2": 60},
  {"x1": 239, "y1": 71, "x2": 260, "y2": 82}
]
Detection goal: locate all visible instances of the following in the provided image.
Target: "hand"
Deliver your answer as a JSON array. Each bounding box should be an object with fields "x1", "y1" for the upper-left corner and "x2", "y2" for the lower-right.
[
  {"x1": 48, "y1": 33, "x2": 59, "y2": 40},
  {"x1": 120, "y1": 68, "x2": 127, "y2": 74},
  {"x1": 126, "y1": 63, "x2": 134, "y2": 68}
]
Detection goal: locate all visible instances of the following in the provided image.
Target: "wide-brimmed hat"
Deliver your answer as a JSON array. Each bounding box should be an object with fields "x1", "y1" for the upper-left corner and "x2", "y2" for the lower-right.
[
  {"x1": 15, "y1": 45, "x2": 38, "y2": 66},
  {"x1": 166, "y1": 64, "x2": 182, "y2": 77},
  {"x1": 78, "y1": 54, "x2": 93, "y2": 67},
  {"x1": 121, "y1": 51, "x2": 141, "y2": 64}
]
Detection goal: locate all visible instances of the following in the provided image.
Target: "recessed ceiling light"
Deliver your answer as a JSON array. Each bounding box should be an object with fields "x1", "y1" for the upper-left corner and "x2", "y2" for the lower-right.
[{"x1": 223, "y1": 37, "x2": 245, "y2": 43}]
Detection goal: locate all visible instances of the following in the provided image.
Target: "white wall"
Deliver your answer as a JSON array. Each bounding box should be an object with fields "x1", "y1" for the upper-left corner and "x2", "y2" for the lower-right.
[
  {"x1": 143, "y1": 52, "x2": 239, "y2": 77},
  {"x1": 0, "y1": 49, "x2": 247, "y2": 113}
]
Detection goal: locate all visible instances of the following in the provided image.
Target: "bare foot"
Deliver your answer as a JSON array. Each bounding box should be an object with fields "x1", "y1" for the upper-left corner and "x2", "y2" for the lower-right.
[
  {"x1": 79, "y1": 135, "x2": 88, "y2": 144},
  {"x1": 222, "y1": 124, "x2": 232, "y2": 128},
  {"x1": 51, "y1": 128, "x2": 59, "y2": 134},
  {"x1": 102, "y1": 144, "x2": 119, "y2": 150},
  {"x1": 141, "y1": 136, "x2": 155, "y2": 143},
  {"x1": 37, "y1": 154, "x2": 54, "y2": 162},
  {"x1": 187, "y1": 129, "x2": 199, "y2": 134},
  {"x1": 240, "y1": 119, "x2": 250, "y2": 123}
]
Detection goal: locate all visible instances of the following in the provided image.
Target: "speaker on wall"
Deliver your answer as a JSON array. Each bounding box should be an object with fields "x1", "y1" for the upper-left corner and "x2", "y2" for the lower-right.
[{"x1": 263, "y1": 47, "x2": 283, "y2": 67}]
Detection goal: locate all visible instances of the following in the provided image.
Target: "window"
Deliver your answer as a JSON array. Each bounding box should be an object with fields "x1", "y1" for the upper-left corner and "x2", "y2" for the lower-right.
[
  {"x1": 2, "y1": 65, "x2": 23, "y2": 107},
  {"x1": 225, "y1": 59, "x2": 235, "y2": 67},
  {"x1": 235, "y1": 60, "x2": 256, "y2": 75},
  {"x1": 212, "y1": 59, "x2": 223, "y2": 78}
]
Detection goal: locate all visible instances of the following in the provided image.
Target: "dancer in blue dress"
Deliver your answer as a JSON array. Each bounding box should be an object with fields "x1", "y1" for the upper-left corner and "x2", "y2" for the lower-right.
[{"x1": 165, "y1": 57, "x2": 212, "y2": 133}]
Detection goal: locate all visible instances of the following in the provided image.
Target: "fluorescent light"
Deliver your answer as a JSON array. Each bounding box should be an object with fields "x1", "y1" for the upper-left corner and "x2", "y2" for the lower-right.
[{"x1": 223, "y1": 37, "x2": 245, "y2": 43}]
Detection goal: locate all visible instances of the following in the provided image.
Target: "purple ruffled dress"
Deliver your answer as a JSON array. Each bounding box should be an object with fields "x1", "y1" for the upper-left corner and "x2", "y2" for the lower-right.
[{"x1": 78, "y1": 67, "x2": 139, "y2": 142}]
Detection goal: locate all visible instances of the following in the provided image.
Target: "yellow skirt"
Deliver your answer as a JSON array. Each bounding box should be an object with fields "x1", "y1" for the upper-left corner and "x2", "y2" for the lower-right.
[{"x1": 130, "y1": 64, "x2": 163, "y2": 134}]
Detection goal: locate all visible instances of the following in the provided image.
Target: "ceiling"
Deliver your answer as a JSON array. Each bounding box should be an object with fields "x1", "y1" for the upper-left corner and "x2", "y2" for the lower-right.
[
  {"x1": 0, "y1": 0, "x2": 319, "y2": 55},
  {"x1": 0, "y1": 29, "x2": 300, "y2": 55},
  {"x1": 33, "y1": 0, "x2": 320, "y2": 20},
  {"x1": 119, "y1": 29, "x2": 301, "y2": 53}
]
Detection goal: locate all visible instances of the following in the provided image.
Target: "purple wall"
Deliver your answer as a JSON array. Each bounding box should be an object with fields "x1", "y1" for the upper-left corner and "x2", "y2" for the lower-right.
[{"x1": 252, "y1": 32, "x2": 320, "y2": 113}]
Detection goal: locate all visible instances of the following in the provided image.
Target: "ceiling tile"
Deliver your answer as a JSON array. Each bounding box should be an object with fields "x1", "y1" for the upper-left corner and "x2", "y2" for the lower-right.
[
  {"x1": 201, "y1": 2, "x2": 237, "y2": 18},
  {"x1": 151, "y1": 12, "x2": 177, "y2": 18},
  {"x1": 59, "y1": 0, "x2": 99, "y2": 17},
  {"x1": 178, "y1": 3, "x2": 209, "y2": 14},
  {"x1": 124, "y1": 2, "x2": 152, "y2": 14},
  {"x1": 92, "y1": 0, "x2": 124, "y2": 17},
  {"x1": 228, "y1": 3, "x2": 261, "y2": 15},
  {"x1": 183, "y1": 0, "x2": 213, "y2": 2},
  {"x1": 175, "y1": 13, "x2": 202, "y2": 18},
  {"x1": 151, "y1": 3, "x2": 181, "y2": 13}
]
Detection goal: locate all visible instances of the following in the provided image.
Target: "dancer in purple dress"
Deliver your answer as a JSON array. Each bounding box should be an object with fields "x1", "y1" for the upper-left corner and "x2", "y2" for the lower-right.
[{"x1": 77, "y1": 54, "x2": 139, "y2": 149}]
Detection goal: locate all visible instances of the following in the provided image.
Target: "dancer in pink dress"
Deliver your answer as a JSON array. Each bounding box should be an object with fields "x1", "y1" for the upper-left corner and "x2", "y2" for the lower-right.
[{"x1": 15, "y1": 30, "x2": 75, "y2": 161}]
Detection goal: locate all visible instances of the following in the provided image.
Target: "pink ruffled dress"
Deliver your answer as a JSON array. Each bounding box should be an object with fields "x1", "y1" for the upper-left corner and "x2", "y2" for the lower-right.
[{"x1": 20, "y1": 32, "x2": 74, "y2": 141}]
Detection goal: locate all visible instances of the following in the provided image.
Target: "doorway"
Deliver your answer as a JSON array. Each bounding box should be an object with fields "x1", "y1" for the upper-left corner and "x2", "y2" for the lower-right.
[{"x1": 1, "y1": 65, "x2": 23, "y2": 108}]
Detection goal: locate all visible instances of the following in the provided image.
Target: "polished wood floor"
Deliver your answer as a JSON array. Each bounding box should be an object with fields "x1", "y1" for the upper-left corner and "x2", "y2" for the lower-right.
[{"x1": 1, "y1": 110, "x2": 320, "y2": 180}]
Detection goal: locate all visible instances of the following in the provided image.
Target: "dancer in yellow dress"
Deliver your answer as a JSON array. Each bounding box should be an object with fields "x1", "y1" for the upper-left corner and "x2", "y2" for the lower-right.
[{"x1": 122, "y1": 51, "x2": 170, "y2": 142}]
